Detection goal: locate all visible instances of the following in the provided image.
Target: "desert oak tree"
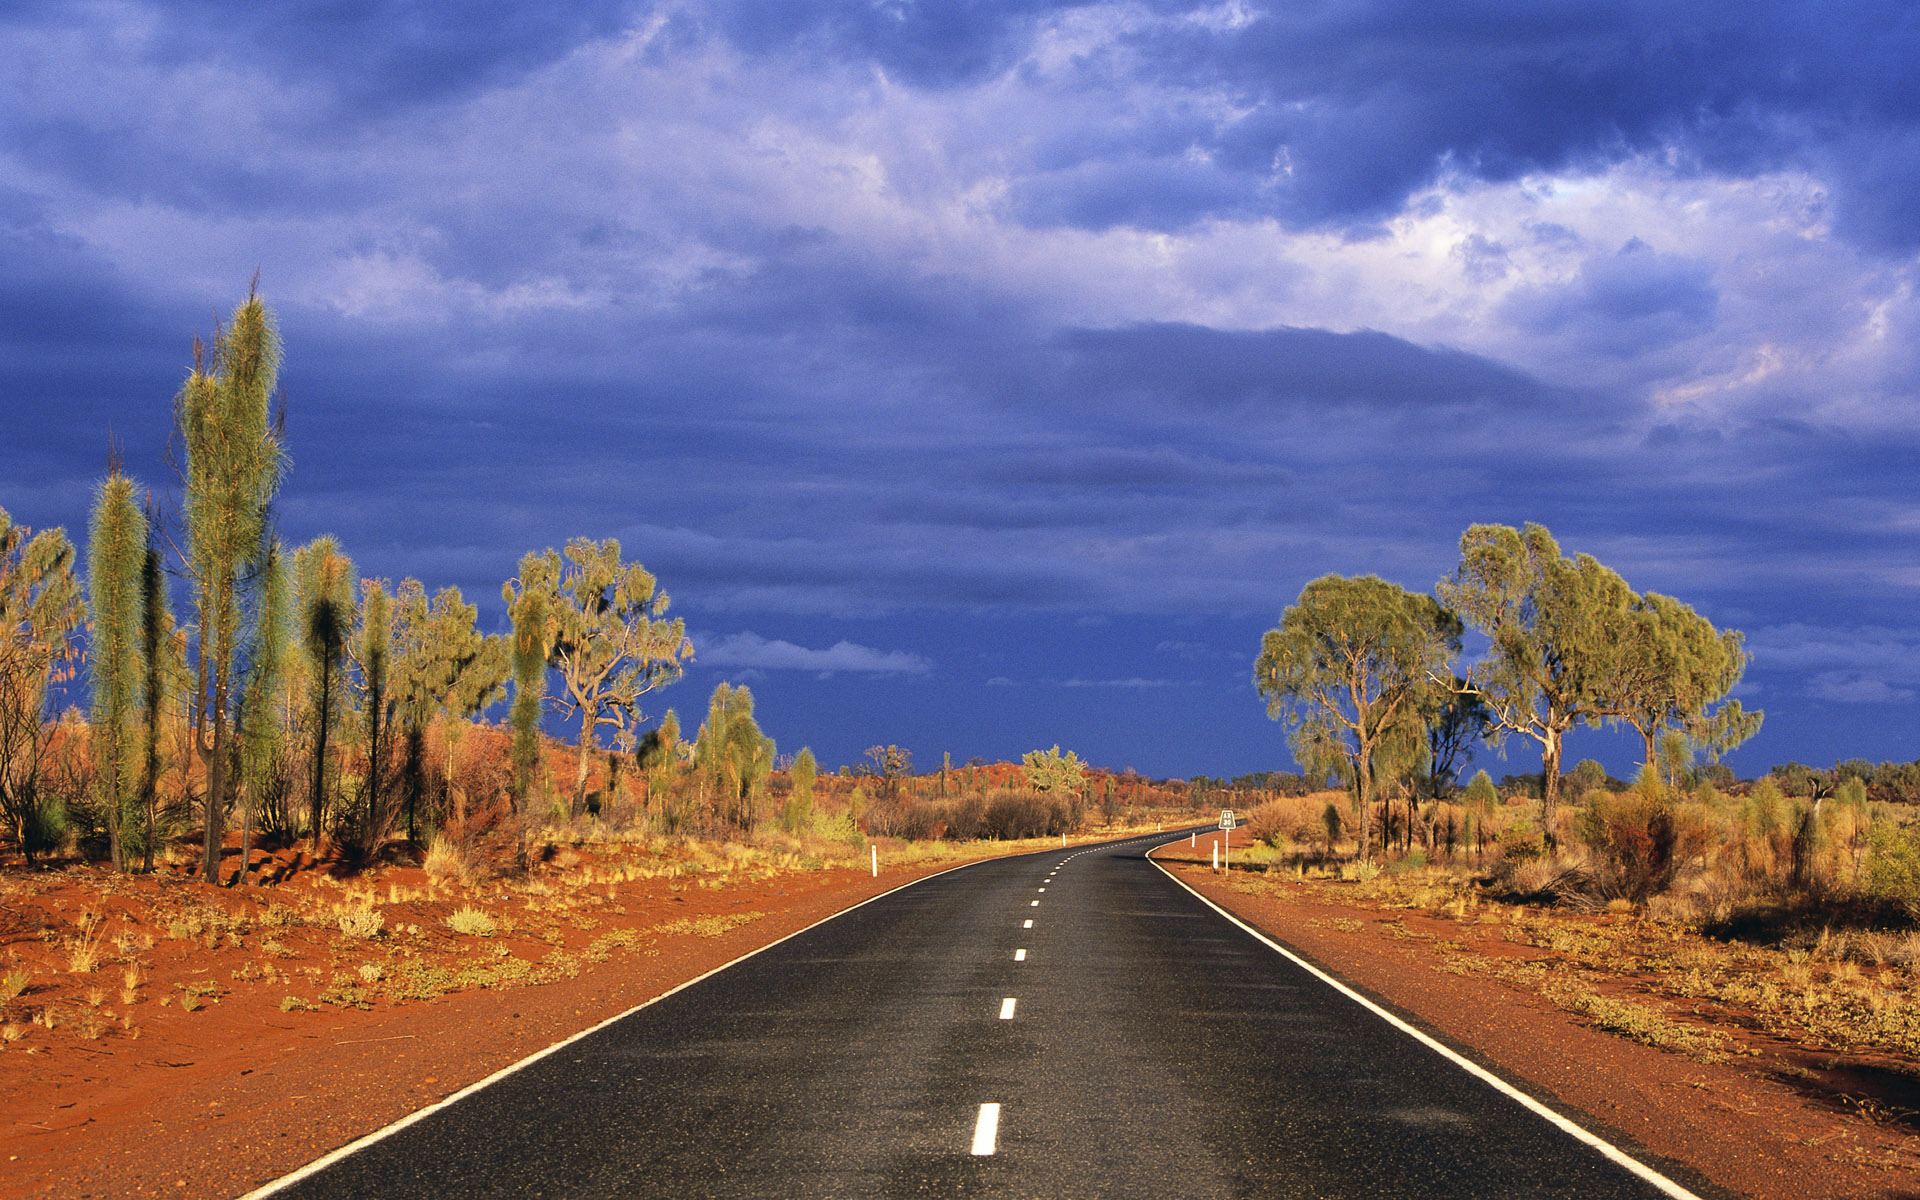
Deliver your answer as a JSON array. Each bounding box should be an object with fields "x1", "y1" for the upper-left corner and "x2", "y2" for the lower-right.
[{"x1": 1255, "y1": 574, "x2": 1460, "y2": 860}]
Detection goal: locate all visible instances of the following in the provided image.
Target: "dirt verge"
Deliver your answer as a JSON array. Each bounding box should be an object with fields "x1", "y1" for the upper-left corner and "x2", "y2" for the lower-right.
[
  {"x1": 0, "y1": 846, "x2": 1027, "y2": 1200},
  {"x1": 1152, "y1": 832, "x2": 1920, "y2": 1200}
]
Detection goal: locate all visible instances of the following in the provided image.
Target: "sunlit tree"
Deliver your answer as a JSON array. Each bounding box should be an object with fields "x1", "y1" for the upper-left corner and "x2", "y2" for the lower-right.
[
  {"x1": 1256, "y1": 574, "x2": 1460, "y2": 860},
  {"x1": 87, "y1": 469, "x2": 146, "y2": 871},
  {"x1": 178, "y1": 288, "x2": 287, "y2": 882},
  {"x1": 696, "y1": 683, "x2": 773, "y2": 828},
  {"x1": 1438, "y1": 523, "x2": 1633, "y2": 849},
  {"x1": 510, "y1": 540, "x2": 688, "y2": 817},
  {"x1": 0, "y1": 509, "x2": 84, "y2": 863},
  {"x1": 292, "y1": 536, "x2": 352, "y2": 851}
]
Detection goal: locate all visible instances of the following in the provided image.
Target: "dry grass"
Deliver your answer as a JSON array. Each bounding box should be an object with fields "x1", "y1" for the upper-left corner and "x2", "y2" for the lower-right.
[{"x1": 65, "y1": 912, "x2": 105, "y2": 974}]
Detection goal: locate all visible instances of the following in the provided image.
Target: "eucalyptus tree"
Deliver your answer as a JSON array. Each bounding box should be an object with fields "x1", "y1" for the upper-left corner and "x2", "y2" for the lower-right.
[
  {"x1": 178, "y1": 290, "x2": 287, "y2": 882},
  {"x1": 292, "y1": 537, "x2": 353, "y2": 850},
  {"x1": 1255, "y1": 574, "x2": 1461, "y2": 860},
  {"x1": 1610, "y1": 591, "x2": 1760, "y2": 783},
  {"x1": 87, "y1": 470, "x2": 147, "y2": 871},
  {"x1": 694, "y1": 682, "x2": 772, "y2": 828},
  {"x1": 0, "y1": 509, "x2": 84, "y2": 863},
  {"x1": 509, "y1": 539, "x2": 689, "y2": 818},
  {"x1": 1437, "y1": 523, "x2": 1634, "y2": 848},
  {"x1": 389, "y1": 580, "x2": 508, "y2": 835}
]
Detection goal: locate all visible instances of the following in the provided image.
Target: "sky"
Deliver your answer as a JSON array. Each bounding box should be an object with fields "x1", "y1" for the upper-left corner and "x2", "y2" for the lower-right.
[{"x1": 4, "y1": 1, "x2": 1919, "y2": 781}]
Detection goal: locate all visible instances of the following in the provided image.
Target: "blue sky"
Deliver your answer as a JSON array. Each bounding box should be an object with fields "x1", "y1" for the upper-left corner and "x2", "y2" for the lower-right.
[{"x1": 4, "y1": 1, "x2": 1919, "y2": 779}]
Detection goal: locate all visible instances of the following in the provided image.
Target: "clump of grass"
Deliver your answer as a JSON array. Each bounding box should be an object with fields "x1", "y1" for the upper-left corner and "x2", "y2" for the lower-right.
[
  {"x1": 66, "y1": 912, "x2": 106, "y2": 974},
  {"x1": 336, "y1": 905, "x2": 385, "y2": 940},
  {"x1": 358, "y1": 963, "x2": 384, "y2": 983},
  {"x1": 1, "y1": 1023, "x2": 24, "y2": 1043},
  {"x1": 424, "y1": 835, "x2": 477, "y2": 885},
  {"x1": 447, "y1": 908, "x2": 497, "y2": 937},
  {"x1": 0, "y1": 966, "x2": 29, "y2": 1005}
]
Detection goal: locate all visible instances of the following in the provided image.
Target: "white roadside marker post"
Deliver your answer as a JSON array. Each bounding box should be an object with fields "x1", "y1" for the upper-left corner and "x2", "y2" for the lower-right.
[
  {"x1": 871, "y1": 845, "x2": 877, "y2": 877},
  {"x1": 1211, "y1": 841, "x2": 1218, "y2": 872}
]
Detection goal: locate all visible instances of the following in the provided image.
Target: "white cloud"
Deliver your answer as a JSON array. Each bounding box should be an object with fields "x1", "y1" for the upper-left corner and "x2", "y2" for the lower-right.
[{"x1": 696, "y1": 631, "x2": 930, "y2": 675}]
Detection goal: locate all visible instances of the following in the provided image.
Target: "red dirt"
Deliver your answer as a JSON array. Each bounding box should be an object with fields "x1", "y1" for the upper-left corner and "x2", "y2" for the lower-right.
[
  {"x1": 1154, "y1": 829, "x2": 1920, "y2": 1200},
  {"x1": 0, "y1": 847, "x2": 994, "y2": 1200}
]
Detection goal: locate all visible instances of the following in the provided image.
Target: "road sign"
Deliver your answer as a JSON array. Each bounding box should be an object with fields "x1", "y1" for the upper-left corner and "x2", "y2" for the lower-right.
[{"x1": 1219, "y1": 810, "x2": 1234, "y2": 830}]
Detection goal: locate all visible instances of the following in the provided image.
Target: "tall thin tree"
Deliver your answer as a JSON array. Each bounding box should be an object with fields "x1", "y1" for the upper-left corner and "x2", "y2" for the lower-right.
[
  {"x1": 293, "y1": 537, "x2": 352, "y2": 853},
  {"x1": 236, "y1": 541, "x2": 288, "y2": 883},
  {"x1": 505, "y1": 575, "x2": 548, "y2": 811},
  {"x1": 138, "y1": 499, "x2": 172, "y2": 872},
  {"x1": 178, "y1": 288, "x2": 286, "y2": 883},
  {"x1": 87, "y1": 467, "x2": 147, "y2": 872}
]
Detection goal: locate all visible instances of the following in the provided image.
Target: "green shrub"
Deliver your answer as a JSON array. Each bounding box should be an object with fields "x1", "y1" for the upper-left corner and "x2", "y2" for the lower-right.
[{"x1": 1864, "y1": 821, "x2": 1920, "y2": 920}]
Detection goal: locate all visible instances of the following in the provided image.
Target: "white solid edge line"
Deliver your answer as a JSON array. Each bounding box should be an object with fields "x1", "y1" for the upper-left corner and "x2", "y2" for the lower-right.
[
  {"x1": 239, "y1": 852, "x2": 1011, "y2": 1200},
  {"x1": 971, "y1": 1102, "x2": 1001, "y2": 1155},
  {"x1": 1144, "y1": 839, "x2": 1704, "y2": 1200}
]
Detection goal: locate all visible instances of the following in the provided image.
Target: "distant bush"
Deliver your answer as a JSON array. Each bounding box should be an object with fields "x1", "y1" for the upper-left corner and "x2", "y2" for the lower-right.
[
  {"x1": 1575, "y1": 791, "x2": 1710, "y2": 903},
  {"x1": 981, "y1": 789, "x2": 1073, "y2": 840},
  {"x1": 1243, "y1": 795, "x2": 1322, "y2": 849}
]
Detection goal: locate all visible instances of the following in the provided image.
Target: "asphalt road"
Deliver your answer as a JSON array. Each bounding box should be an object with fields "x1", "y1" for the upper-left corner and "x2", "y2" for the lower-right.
[{"x1": 255, "y1": 831, "x2": 1709, "y2": 1199}]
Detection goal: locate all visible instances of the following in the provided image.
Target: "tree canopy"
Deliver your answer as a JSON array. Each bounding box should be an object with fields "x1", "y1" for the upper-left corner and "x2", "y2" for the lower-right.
[{"x1": 1256, "y1": 574, "x2": 1460, "y2": 859}]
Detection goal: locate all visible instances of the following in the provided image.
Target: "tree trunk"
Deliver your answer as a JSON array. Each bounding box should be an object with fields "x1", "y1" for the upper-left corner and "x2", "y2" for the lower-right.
[
  {"x1": 309, "y1": 660, "x2": 330, "y2": 856},
  {"x1": 1354, "y1": 745, "x2": 1374, "y2": 861},
  {"x1": 1541, "y1": 726, "x2": 1564, "y2": 850},
  {"x1": 236, "y1": 778, "x2": 253, "y2": 887},
  {"x1": 573, "y1": 711, "x2": 594, "y2": 819},
  {"x1": 201, "y1": 678, "x2": 228, "y2": 884}
]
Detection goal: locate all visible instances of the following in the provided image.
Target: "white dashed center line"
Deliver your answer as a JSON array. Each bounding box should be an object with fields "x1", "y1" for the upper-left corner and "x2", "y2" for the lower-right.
[
  {"x1": 1022, "y1": 919, "x2": 1033, "y2": 928},
  {"x1": 1014, "y1": 948, "x2": 1026, "y2": 961},
  {"x1": 1030, "y1": 900, "x2": 1040, "y2": 907},
  {"x1": 999, "y1": 997, "x2": 1017, "y2": 1020},
  {"x1": 1037, "y1": 887, "x2": 1046, "y2": 892},
  {"x1": 971, "y1": 1103, "x2": 1001, "y2": 1155}
]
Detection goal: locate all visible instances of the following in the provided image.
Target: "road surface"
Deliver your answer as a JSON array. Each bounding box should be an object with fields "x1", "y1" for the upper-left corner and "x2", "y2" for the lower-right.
[{"x1": 254, "y1": 831, "x2": 1711, "y2": 1198}]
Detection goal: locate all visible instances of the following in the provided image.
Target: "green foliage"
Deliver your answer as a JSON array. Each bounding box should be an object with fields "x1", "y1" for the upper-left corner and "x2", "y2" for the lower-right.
[
  {"x1": 1021, "y1": 744, "x2": 1086, "y2": 793},
  {"x1": 1462, "y1": 769, "x2": 1498, "y2": 813},
  {"x1": 1610, "y1": 591, "x2": 1759, "y2": 778},
  {"x1": 505, "y1": 576, "x2": 547, "y2": 808},
  {"x1": 1864, "y1": 821, "x2": 1920, "y2": 920},
  {"x1": 1255, "y1": 573, "x2": 1461, "y2": 859},
  {"x1": 87, "y1": 471, "x2": 146, "y2": 871},
  {"x1": 238, "y1": 542, "x2": 290, "y2": 850},
  {"x1": 791, "y1": 746, "x2": 817, "y2": 803},
  {"x1": 292, "y1": 536, "x2": 353, "y2": 847},
  {"x1": 782, "y1": 747, "x2": 818, "y2": 835},
  {"x1": 1569, "y1": 759, "x2": 1607, "y2": 796},
  {"x1": 388, "y1": 579, "x2": 509, "y2": 835},
  {"x1": 1438, "y1": 522, "x2": 1636, "y2": 845},
  {"x1": 511, "y1": 539, "x2": 689, "y2": 817},
  {"x1": 178, "y1": 290, "x2": 287, "y2": 881},
  {"x1": 0, "y1": 508, "x2": 83, "y2": 864},
  {"x1": 694, "y1": 683, "x2": 773, "y2": 829}
]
